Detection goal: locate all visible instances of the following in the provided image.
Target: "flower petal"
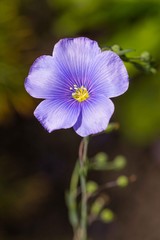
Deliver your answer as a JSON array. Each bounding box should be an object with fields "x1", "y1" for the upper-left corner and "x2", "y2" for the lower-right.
[
  {"x1": 25, "y1": 55, "x2": 58, "y2": 99},
  {"x1": 73, "y1": 96, "x2": 114, "y2": 137},
  {"x1": 88, "y1": 51, "x2": 129, "y2": 98},
  {"x1": 34, "y1": 99, "x2": 80, "y2": 132},
  {"x1": 52, "y1": 37, "x2": 101, "y2": 87}
]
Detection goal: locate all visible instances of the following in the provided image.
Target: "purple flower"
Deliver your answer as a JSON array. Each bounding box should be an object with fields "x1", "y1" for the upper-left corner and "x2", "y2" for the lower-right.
[{"x1": 25, "y1": 37, "x2": 129, "y2": 137}]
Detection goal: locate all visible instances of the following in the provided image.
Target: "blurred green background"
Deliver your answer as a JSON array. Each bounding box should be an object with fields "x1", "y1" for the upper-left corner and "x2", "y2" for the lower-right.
[{"x1": 0, "y1": 0, "x2": 160, "y2": 240}]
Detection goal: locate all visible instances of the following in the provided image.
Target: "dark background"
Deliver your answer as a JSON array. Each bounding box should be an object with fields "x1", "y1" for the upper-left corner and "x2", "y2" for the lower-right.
[{"x1": 0, "y1": 0, "x2": 160, "y2": 239}]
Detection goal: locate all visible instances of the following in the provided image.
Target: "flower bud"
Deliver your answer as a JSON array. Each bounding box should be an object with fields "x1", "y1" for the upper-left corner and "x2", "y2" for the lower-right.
[
  {"x1": 94, "y1": 152, "x2": 108, "y2": 167},
  {"x1": 116, "y1": 175, "x2": 128, "y2": 187},
  {"x1": 100, "y1": 208, "x2": 115, "y2": 223},
  {"x1": 86, "y1": 181, "x2": 98, "y2": 195},
  {"x1": 113, "y1": 155, "x2": 127, "y2": 170},
  {"x1": 140, "y1": 51, "x2": 151, "y2": 62},
  {"x1": 111, "y1": 44, "x2": 121, "y2": 53}
]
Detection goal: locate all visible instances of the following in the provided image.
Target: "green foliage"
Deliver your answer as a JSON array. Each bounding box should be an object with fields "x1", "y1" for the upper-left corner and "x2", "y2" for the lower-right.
[
  {"x1": 117, "y1": 74, "x2": 160, "y2": 144},
  {"x1": 0, "y1": 0, "x2": 35, "y2": 124}
]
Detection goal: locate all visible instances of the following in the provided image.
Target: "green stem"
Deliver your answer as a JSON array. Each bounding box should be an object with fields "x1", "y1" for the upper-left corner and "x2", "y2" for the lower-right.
[
  {"x1": 68, "y1": 137, "x2": 89, "y2": 240},
  {"x1": 79, "y1": 137, "x2": 89, "y2": 240},
  {"x1": 80, "y1": 170, "x2": 87, "y2": 239},
  {"x1": 68, "y1": 161, "x2": 79, "y2": 231}
]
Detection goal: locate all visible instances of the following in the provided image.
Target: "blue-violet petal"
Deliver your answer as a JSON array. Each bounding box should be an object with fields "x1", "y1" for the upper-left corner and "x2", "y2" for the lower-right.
[
  {"x1": 73, "y1": 96, "x2": 114, "y2": 137},
  {"x1": 89, "y1": 50, "x2": 129, "y2": 98},
  {"x1": 34, "y1": 99, "x2": 80, "y2": 132}
]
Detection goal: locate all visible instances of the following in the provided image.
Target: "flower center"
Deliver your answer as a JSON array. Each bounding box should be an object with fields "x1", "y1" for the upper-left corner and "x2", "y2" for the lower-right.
[{"x1": 71, "y1": 85, "x2": 89, "y2": 102}]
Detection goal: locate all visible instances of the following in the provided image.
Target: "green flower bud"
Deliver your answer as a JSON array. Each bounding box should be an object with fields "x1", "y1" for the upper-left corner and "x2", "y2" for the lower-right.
[
  {"x1": 111, "y1": 44, "x2": 121, "y2": 53},
  {"x1": 94, "y1": 152, "x2": 108, "y2": 167},
  {"x1": 86, "y1": 181, "x2": 98, "y2": 195},
  {"x1": 100, "y1": 208, "x2": 114, "y2": 223},
  {"x1": 91, "y1": 196, "x2": 107, "y2": 216},
  {"x1": 113, "y1": 155, "x2": 127, "y2": 170},
  {"x1": 140, "y1": 51, "x2": 151, "y2": 62},
  {"x1": 116, "y1": 175, "x2": 128, "y2": 187}
]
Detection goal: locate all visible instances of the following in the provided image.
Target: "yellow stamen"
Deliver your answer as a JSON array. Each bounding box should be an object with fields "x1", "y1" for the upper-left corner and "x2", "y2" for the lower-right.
[{"x1": 72, "y1": 86, "x2": 89, "y2": 102}]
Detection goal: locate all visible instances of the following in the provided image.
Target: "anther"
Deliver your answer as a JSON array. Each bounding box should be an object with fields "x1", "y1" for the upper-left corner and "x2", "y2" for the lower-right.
[{"x1": 72, "y1": 85, "x2": 89, "y2": 102}]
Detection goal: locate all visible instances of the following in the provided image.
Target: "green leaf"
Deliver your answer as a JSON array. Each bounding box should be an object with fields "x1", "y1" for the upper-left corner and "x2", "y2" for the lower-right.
[{"x1": 118, "y1": 49, "x2": 135, "y2": 56}]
